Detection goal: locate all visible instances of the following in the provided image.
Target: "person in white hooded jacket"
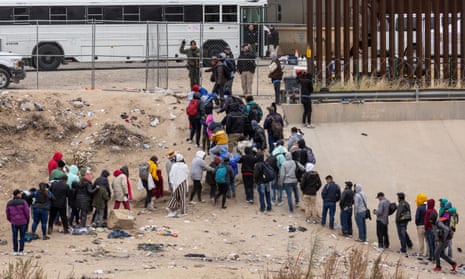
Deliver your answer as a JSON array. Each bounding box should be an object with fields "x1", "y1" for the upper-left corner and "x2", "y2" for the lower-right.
[
  {"x1": 278, "y1": 152, "x2": 304, "y2": 214},
  {"x1": 189, "y1": 151, "x2": 215, "y2": 203},
  {"x1": 167, "y1": 154, "x2": 190, "y2": 217}
]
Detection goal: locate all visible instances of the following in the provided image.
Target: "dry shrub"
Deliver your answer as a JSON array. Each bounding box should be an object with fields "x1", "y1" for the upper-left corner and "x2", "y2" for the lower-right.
[
  {"x1": 346, "y1": 246, "x2": 369, "y2": 279},
  {"x1": 322, "y1": 251, "x2": 339, "y2": 279},
  {"x1": 94, "y1": 123, "x2": 147, "y2": 147},
  {"x1": 2, "y1": 258, "x2": 46, "y2": 279},
  {"x1": 370, "y1": 253, "x2": 385, "y2": 279}
]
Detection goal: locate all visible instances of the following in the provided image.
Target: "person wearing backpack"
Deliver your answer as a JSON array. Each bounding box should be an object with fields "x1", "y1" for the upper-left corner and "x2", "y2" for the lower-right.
[
  {"x1": 186, "y1": 92, "x2": 205, "y2": 148},
  {"x1": 321, "y1": 175, "x2": 341, "y2": 230},
  {"x1": 353, "y1": 184, "x2": 368, "y2": 242},
  {"x1": 147, "y1": 156, "x2": 160, "y2": 209},
  {"x1": 223, "y1": 46, "x2": 236, "y2": 92},
  {"x1": 189, "y1": 151, "x2": 215, "y2": 204},
  {"x1": 243, "y1": 96, "x2": 263, "y2": 138},
  {"x1": 263, "y1": 103, "x2": 284, "y2": 154},
  {"x1": 300, "y1": 163, "x2": 322, "y2": 224},
  {"x1": 251, "y1": 120, "x2": 267, "y2": 152},
  {"x1": 278, "y1": 152, "x2": 303, "y2": 214},
  {"x1": 395, "y1": 192, "x2": 413, "y2": 255},
  {"x1": 221, "y1": 100, "x2": 246, "y2": 152},
  {"x1": 209, "y1": 126, "x2": 229, "y2": 159},
  {"x1": 291, "y1": 139, "x2": 316, "y2": 166},
  {"x1": 424, "y1": 198, "x2": 437, "y2": 262},
  {"x1": 253, "y1": 153, "x2": 274, "y2": 212},
  {"x1": 239, "y1": 147, "x2": 258, "y2": 203},
  {"x1": 206, "y1": 156, "x2": 221, "y2": 201},
  {"x1": 268, "y1": 53, "x2": 284, "y2": 105},
  {"x1": 340, "y1": 181, "x2": 354, "y2": 237},
  {"x1": 374, "y1": 192, "x2": 390, "y2": 250},
  {"x1": 271, "y1": 140, "x2": 287, "y2": 205},
  {"x1": 287, "y1": 127, "x2": 304, "y2": 151},
  {"x1": 237, "y1": 44, "x2": 256, "y2": 97},
  {"x1": 214, "y1": 157, "x2": 234, "y2": 209},
  {"x1": 433, "y1": 215, "x2": 457, "y2": 272}
]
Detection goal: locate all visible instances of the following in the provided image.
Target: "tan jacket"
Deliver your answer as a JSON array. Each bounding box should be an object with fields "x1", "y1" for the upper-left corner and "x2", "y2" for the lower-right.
[{"x1": 112, "y1": 173, "x2": 128, "y2": 201}]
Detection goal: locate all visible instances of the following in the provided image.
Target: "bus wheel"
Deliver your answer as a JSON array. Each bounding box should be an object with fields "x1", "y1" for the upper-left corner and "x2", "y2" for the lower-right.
[
  {"x1": 0, "y1": 68, "x2": 10, "y2": 89},
  {"x1": 32, "y1": 44, "x2": 63, "y2": 70}
]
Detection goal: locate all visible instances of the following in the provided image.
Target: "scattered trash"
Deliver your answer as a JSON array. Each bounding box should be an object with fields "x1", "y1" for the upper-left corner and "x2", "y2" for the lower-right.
[
  {"x1": 120, "y1": 112, "x2": 128, "y2": 119},
  {"x1": 107, "y1": 229, "x2": 131, "y2": 239},
  {"x1": 361, "y1": 133, "x2": 368, "y2": 136},
  {"x1": 150, "y1": 118, "x2": 160, "y2": 127},
  {"x1": 71, "y1": 227, "x2": 89, "y2": 235},
  {"x1": 138, "y1": 243, "x2": 164, "y2": 252},
  {"x1": 34, "y1": 102, "x2": 44, "y2": 111},
  {"x1": 185, "y1": 253, "x2": 206, "y2": 258},
  {"x1": 143, "y1": 144, "x2": 151, "y2": 149},
  {"x1": 297, "y1": 226, "x2": 307, "y2": 232},
  {"x1": 157, "y1": 226, "x2": 178, "y2": 237},
  {"x1": 94, "y1": 270, "x2": 104, "y2": 274},
  {"x1": 458, "y1": 247, "x2": 463, "y2": 253},
  {"x1": 286, "y1": 225, "x2": 297, "y2": 233}
]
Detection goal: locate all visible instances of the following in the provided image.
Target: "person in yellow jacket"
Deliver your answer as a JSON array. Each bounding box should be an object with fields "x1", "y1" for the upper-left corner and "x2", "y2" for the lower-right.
[
  {"x1": 143, "y1": 156, "x2": 159, "y2": 209},
  {"x1": 415, "y1": 193, "x2": 428, "y2": 257},
  {"x1": 209, "y1": 126, "x2": 228, "y2": 159}
]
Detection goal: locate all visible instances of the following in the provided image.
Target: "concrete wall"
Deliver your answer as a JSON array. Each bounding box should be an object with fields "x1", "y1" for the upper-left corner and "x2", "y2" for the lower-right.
[{"x1": 282, "y1": 101, "x2": 465, "y2": 123}]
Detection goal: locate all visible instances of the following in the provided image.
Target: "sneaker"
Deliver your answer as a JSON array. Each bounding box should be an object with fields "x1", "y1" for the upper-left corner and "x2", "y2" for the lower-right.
[
  {"x1": 199, "y1": 200, "x2": 206, "y2": 203},
  {"x1": 452, "y1": 263, "x2": 458, "y2": 272},
  {"x1": 221, "y1": 206, "x2": 227, "y2": 209},
  {"x1": 306, "y1": 124, "x2": 315, "y2": 129},
  {"x1": 12, "y1": 252, "x2": 18, "y2": 256},
  {"x1": 188, "y1": 201, "x2": 196, "y2": 205},
  {"x1": 43, "y1": 236, "x2": 50, "y2": 240},
  {"x1": 432, "y1": 267, "x2": 441, "y2": 272},
  {"x1": 18, "y1": 252, "x2": 26, "y2": 256},
  {"x1": 277, "y1": 202, "x2": 284, "y2": 207},
  {"x1": 295, "y1": 202, "x2": 300, "y2": 207}
]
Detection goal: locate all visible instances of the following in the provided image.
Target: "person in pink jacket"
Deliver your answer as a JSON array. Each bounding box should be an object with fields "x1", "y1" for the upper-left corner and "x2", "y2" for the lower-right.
[{"x1": 6, "y1": 189, "x2": 30, "y2": 256}]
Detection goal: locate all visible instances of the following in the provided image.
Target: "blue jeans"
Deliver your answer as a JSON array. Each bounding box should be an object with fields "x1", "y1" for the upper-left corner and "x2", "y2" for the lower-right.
[
  {"x1": 425, "y1": 229, "x2": 436, "y2": 261},
  {"x1": 283, "y1": 182, "x2": 299, "y2": 213},
  {"x1": 267, "y1": 133, "x2": 281, "y2": 155},
  {"x1": 257, "y1": 183, "x2": 272, "y2": 212},
  {"x1": 11, "y1": 224, "x2": 27, "y2": 253},
  {"x1": 321, "y1": 201, "x2": 336, "y2": 229},
  {"x1": 32, "y1": 207, "x2": 49, "y2": 237},
  {"x1": 271, "y1": 178, "x2": 282, "y2": 203},
  {"x1": 355, "y1": 211, "x2": 366, "y2": 241},
  {"x1": 340, "y1": 207, "x2": 353, "y2": 235},
  {"x1": 396, "y1": 222, "x2": 413, "y2": 253}
]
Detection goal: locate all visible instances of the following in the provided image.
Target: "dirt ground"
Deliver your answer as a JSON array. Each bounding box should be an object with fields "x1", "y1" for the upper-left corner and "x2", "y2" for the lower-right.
[{"x1": 0, "y1": 67, "x2": 464, "y2": 278}]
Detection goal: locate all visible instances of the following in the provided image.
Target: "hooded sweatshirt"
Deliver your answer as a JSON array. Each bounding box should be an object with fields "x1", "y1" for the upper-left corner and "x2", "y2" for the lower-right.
[
  {"x1": 169, "y1": 161, "x2": 190, "y2": 192},
  {"x1": 300, "y1": 163, "x2": 322, "y2": 196},
  {"x1": 112, "y1": 170, "x2": 128, "y2": 202},
  {"x1": 278, "y1": 152, "x2": 302, "y2": 186},
  {"x1": 190, "y1": 151, "x2": 214, "y2": 181},
  {"x1": 424, "y1": 199, "x2": 438, "y2": 231},
  {"x1": 94, "y1": 170, "x2": 111, "y2": 197},
  {"x1": 48, "y1": 151, "x2": 63, "y2": 175},
  {"x1": 439, "y1": 198, "x2": 448, "y2": 217},
  {"x1": 353, "y1": 184, "x2": 368, "y2": 214},
  {"x1": 239, "y1": 147, "x2": 257, "y2": 174},
  {"x1": 287, "y1": 132, "x2": 304, "y2": 150},
  {"x1": 67, "y1": 165, "x2": 80, "y2": 188},
  {"x1": 415, "y1": 193, "x2": 428, "y2": 226},
  {"x1": 271, "y1": 145, "x2": 287, "y2": 169}
]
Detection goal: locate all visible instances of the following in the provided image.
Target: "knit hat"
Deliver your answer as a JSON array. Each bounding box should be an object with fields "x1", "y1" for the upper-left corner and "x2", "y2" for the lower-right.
[{"x1": 192, "y1": 84, "x2": 200, "y2": 92}]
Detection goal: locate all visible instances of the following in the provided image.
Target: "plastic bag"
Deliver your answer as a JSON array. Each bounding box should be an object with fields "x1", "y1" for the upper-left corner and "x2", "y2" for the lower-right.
[
  {"x1": 137, "y1": 178, "x2": 144, "y2": 191},
  {"x1": 147, "y1": 173, "x2": 156, "y2": 190}
]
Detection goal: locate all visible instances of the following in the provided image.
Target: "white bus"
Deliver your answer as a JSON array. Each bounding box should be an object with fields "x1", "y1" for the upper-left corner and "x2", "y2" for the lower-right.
[{"x1": 0, "y1": 0, "x2": 267, "y2": 70}]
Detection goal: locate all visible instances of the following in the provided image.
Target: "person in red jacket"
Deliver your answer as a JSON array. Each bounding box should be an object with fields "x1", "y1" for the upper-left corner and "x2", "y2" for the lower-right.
[
  {"x1": 47, "y1": 151, "x2": 63, "y2": 176},
  {"x1": 6, "y1": 189, "x2": 30, "y2": 256},
  {"x1": 424, "y1": 199, "x2": 438, "y2": 262}
]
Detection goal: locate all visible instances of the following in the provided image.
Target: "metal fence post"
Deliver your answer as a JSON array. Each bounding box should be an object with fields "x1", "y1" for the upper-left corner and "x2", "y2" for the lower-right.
[
  {"x1": 91, "y1": 19, "x2": 96, "y2": 90},
  {"x1": 35, "y1": 21, "x2": 39, "y2": 89},
  {"x1": 144, "y1": 21, "x2": 149, "y2": 91}
]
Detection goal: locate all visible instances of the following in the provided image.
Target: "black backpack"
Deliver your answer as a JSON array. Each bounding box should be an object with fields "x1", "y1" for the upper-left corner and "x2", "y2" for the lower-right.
[
  {"x1": 294, "y1": 161, "x2": 304, "y2": 182},
  {"x1": 248, "y1": 103, "x2": 263, "y2": 122},
  {"x1": 262, "y1": 162, "x2": 276, "y2": 183},
  {"x1": 388, "y1": 202, "x2": 397, "y2": 215}
]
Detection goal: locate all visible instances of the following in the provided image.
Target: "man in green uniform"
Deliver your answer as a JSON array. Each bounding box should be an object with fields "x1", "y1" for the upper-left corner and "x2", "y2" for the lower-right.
[{"x1": 180, "y1": 40, "x2": 201, "y2": 88}]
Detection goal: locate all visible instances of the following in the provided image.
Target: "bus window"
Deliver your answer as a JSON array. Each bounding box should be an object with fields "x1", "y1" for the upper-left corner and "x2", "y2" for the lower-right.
[
  {"x1": 103, "y1": 7, "x2": 122, "y2": 21},
  {"x1": 87, "y1": 7, "x2": 103, "y2": 22},
  {"x1": 205, "y1": 5, "x2": 220, "y2": 22},
  {"x1": 31, "y1": 6, "x2": 49, "y2": 21},
  {"x1": 140, "y1": 6, "x2": 162, "y2": 21},
  {"x1": 123, "y1": 6, "x2": 140, "y2": 22},
  {"x1": 0, "y1": 8, "x2": 12, "y2": 21},
  {"x1": 222, "y1": 5, "x2": 237, "y2": 23},
  {"x1": 50, "y1": 7, "x2": 66, "y2": 23},
  {"x1": 164, "y1": 6, "x2": 184, "y2": 22},
  {"x1": 184, "y1": 5, "x2": 202, "y2": 22},
  {"x1": 13, "y1": 7, "x2": 30, "y2": 23},
  {"x1": 67, "y1": 7, "x2": 85, "y2": 22}
]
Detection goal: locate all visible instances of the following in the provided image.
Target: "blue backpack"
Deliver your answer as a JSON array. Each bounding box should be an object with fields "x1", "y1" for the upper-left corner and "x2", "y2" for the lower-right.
[{"x1": 215, "y1": 164, "x2": 228, "y2": 184}]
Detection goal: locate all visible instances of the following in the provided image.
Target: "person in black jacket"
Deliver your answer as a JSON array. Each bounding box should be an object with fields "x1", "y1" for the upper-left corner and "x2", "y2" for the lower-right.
[
  {"x1": 396, "y1": 192, "x2": 413, "y2": 254},
  {"x1": 251, "y1": 120, "x2": 266, "y2": 152},
  {"x1": 300, "y1": 163, "x2": 321, "y2": 223},
  {"x1": 239, "y1": 147, "x2": 257, "y2": 203},
  {"x1": 48, "y1": 175, "x2": 71, "y2": 234},
  {"x1": 237, "y1": 44, "x2": 256, "y2": 96},
  {"x1": 188, "y1": 92, "x2": 205, "y2": 148},
  {"x1": 92, "y1": 170, "x2": 111, "y2": 223},
  {"x1": 222, "y1": 104, "x2": 246, "y2": 152},
  {"x1": 31, "y1": 182, "x2": 52, "y2": 240},
  {"x1": 76, "y1": 170, "x2": 99, "y2": 228},
  {"x1": 321, "y1": 175, "x2": 341, "y2": 230},
  {"x1": 297, "y1": 71, "x2": 314, "y2": 128},
  {"x1": 340, "y1": 181, "x2": 354, "y2": 236},
  {"x1": 253, "y1": 153, "x2": 272, "y2": 212}
]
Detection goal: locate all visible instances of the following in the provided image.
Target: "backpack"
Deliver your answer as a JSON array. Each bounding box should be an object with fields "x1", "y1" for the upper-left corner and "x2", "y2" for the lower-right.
[
  {"x1": 248, "y1": 103, "x2": 263, "y2": 122},
  {"x1": 305, "y1": 147, "x2": 316, "y2": 164},
  {"x1": 139, "y1": 162, "x2": 150, "y2": 181},
  {"x1": 294, "y1": 161, "x2": 305, "y2": 182},
  {"x1": 262, "y1": 162, "x2": 276, "y2": 183},
  {"x1": 270, "y1": 115, "x2": 283, "y2": 138},
  {"x1": 223, "y1": 60, "x2": 234, "y2": 80},
  {"x1": 388, "y1": 202, "x2": 397, "y2": 216},
  {"x1": 228, "y1": 96, "x2": 245, "y2": 112},
  {"x1": 265, "y1": 155, "x2": 279, "y2": 174},
  {"x1": 186, "y1": 99, "x2": 199, "y2": 117},
  {"x1": 215, "y1": 164, "x2": 228, "y2": 184}
]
